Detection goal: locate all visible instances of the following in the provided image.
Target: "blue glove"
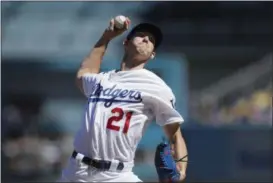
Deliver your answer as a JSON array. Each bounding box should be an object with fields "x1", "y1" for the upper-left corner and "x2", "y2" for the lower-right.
[{"x1": 154, "y1": 140, "x2": 180, "y2": 182}]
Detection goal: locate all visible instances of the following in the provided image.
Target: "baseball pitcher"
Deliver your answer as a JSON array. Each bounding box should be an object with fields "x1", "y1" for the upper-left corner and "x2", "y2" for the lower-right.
[{"x1": 58, "y1": 16, "x2": 188, "y2": 182}]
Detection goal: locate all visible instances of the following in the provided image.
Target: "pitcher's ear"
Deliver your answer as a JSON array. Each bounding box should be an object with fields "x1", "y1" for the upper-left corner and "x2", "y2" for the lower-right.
[
  {"x1": 123, "y1": 39, "x2": 129, "y2": 46},
  {"x1": 150, "y1": 52, "x2": 156, "y2": 59}
]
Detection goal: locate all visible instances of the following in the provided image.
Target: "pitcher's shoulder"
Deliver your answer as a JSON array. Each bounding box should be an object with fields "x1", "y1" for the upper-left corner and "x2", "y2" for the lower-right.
[
  {"x1": 142, "y1": 69, "x2": 163, "y2": 82},
  {"x1": 142, "y1": 69, "x2": 172, "y2": 90}
]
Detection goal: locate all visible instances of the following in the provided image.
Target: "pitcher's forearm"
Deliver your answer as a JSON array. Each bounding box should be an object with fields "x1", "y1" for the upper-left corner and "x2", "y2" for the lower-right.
[
  {"x1": 172, "y1": 133, "x2": 188, "y2": 174},
  {"x1": 164, "y1": 123, "x2": 188, "y2": 175},
  {"x1": 77, "y1": 36, "x2": 111, "y2": 76}
]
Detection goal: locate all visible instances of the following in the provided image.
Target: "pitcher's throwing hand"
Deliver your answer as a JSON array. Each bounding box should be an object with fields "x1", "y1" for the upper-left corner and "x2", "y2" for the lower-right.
[{"x1": 102, "y1": 16, "x2": 131, "y2": 40}]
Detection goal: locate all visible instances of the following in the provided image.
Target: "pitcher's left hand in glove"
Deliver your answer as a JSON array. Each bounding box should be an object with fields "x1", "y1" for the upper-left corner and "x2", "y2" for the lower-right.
[{"x1": 154, "y1": 140, "x2": 187, "y2": 182}]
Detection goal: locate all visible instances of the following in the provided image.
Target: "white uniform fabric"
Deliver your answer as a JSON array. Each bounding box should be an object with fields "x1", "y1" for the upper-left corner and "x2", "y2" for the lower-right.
[{"x1": 60, "y1": 69, "x2": 184, "y2": 182}]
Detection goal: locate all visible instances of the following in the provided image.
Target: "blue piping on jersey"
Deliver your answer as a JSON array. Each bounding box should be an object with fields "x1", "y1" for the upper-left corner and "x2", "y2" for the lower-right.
[{"x1": 88, "y1": 97, "x2": 142, "y2": 108}]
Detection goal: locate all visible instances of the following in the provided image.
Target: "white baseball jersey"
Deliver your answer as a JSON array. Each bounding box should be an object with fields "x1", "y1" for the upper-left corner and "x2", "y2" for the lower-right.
[{"x1": 73, "y1": 68, "x2": 184, "y2": 164}]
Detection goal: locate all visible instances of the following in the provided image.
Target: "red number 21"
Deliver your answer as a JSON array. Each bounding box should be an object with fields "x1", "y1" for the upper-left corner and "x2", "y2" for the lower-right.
[{"x1": 106, "y1": 107, "x2": 133, "y2": 134}]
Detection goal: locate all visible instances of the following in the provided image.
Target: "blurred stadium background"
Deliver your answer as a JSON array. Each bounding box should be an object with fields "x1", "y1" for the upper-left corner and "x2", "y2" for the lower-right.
[{"x1": 1, "y1": 1, "x2": 272, "y2": 182}]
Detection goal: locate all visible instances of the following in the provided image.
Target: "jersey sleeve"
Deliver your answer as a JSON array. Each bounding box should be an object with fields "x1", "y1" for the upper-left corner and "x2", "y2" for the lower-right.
[
  {"x1": 81, "y1": 72, "x2": 104, "y2": 97},
  {"x1": 152, "y1": 88, "x2": 184, "y2": 126}
]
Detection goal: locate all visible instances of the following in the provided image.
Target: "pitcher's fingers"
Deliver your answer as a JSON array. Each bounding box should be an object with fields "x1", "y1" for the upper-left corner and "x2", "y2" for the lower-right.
[
  {"x1": 126, "y1": 17, "x2": 131, "y2": 24},
  {"x1": 125, "y1": 18, "x2": 130, "y2": 29},
  {"x1": 125, "y1": 21, "x2": 130, "y2": 30}
]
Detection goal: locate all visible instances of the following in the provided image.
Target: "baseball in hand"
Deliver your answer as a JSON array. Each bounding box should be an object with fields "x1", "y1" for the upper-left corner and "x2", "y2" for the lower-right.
[{"x1": 114, "y1": 15, "x2": 127, "y2": 29}]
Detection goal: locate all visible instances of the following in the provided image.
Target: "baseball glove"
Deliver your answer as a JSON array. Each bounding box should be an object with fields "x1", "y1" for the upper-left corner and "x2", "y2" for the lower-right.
[{"x1": 154, "y1": 140, "x2": 181, "y2": 182}]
